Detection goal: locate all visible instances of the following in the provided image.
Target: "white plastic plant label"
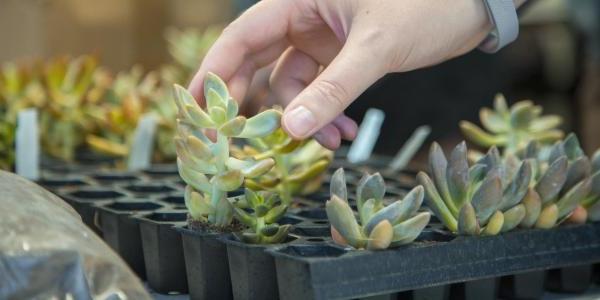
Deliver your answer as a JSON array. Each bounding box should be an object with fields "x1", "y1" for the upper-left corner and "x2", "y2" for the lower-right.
[
  {"x1": 389, "y1": 125, "x2": 431, "y2": 172},
  {"x1": 127, "y1": 113, "x2": 158, "y2": 171},
  {"x1": 15, "y1": 108, "x2": 40, "y2": 180},
  {"x1": 347, "y1": 108, "x2": 385, "y2": 164}
]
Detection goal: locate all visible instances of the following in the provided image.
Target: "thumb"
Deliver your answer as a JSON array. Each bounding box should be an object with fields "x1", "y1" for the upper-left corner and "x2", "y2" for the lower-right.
[{"x1": 282, "y1": 32, "x2": 386, "y2": 140}]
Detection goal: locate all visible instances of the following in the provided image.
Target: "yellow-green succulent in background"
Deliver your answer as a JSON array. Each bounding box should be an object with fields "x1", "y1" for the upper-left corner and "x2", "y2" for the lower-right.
[
  {"x1": 232, "y1": 127, "x2": 333, "y2": 205},
  {"x1": 39, "y1": 55, "x2": 105, "y2": 161},
  {"x1": 175, "y1": 72, "x2": 282, "y2": 228},
  {"x1": 85, "y1": 66, "x2": 177, "y2": 163},
  {"x1": 327, "y1": 168, "x2": 430, "y2": 250},
  {"x1": 460, "y1": 94, "x2": 564, "y2": 159},
  {"x1": 164, "y1": 26, "x2": 221, "y2": 83},
  {"x1": 0, "y1": 62, "x2": 46, "y2": 170}
]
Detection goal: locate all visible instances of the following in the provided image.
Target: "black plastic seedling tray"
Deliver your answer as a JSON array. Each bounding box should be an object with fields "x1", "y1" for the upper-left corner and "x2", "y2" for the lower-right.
[
  {"x1": 136, "y1": 211, "x2": 189, "y2": 294},
  {"x1": 266, "y1": 222, "x2": 600, "y2": 300}
]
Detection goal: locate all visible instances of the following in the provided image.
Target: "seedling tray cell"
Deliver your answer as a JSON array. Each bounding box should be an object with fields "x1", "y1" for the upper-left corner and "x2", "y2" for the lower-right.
[{"x1": 137, "y1": 211, "x2": 188, "y2": 294}]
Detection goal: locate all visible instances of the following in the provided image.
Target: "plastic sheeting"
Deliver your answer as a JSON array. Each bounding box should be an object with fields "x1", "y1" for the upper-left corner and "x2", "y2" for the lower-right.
[{"x1": 0, "y1": 171, "x2": 150, "y2": 300}]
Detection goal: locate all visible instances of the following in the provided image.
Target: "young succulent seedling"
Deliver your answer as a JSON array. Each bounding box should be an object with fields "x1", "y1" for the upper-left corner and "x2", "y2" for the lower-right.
[
  {"x1": 175, "y1": 72, "x2": 282, "y2": 228},
  {"x1": 417, "y1": 142, "x2": 530, "y2": 235},
  {"x1": 233, "y1": 128, "x2": 333, "y2": 204},
  {"x1": 326, "y1": 168, "x2": 430, "y2": 250},
  {"x1": 231, "y1": 189, "x2": 291, "y2": 244},
  {"x1": 460, "y1": 94, "x2": 563, "y2": 158}
]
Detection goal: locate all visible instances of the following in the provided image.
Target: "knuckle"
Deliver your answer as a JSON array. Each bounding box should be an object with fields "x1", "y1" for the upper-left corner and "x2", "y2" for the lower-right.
[{"x1": 311, "y1": 79, "x2": 349, "y2": 110}]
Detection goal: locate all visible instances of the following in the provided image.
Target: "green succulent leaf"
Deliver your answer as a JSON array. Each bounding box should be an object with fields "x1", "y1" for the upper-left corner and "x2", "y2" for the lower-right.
[
  {"x1": 214, "y1": 194, "x2": 233, "y2": 227},
  {"x1": 520, "y1": 188, "x2": 542, "y2": 228},
  {"x1": 209, "y1": 106, "x2": 227, "y2": 125},
  {"x1": 236, "y1": 109, "x2": 282, "y2": 138},
  {"x1": 530, "y1": 115, "x2": 562, "y2": 132},
  {"x1": 535, "y1": 156, "x2": 568, "y2": 204},
  {"x1": 204, "y1": 72, "x2": 229, "y2": 106},
  {"x1": 563, "y1": 133, "x2": 585, "y2": 160},
  {"x1": 206, "y1": 88, "x2": 226, "y2": 110},
  {"x1": 260, "y1": 225, "x2": 291, "y2": 244},
  {"x1": 366, "y1": 220, "x2": 393, "y2": 250},
  {"x1": 499, "y1": 160, "x2": 532, "y2": 211},
  {"x1": 264, "y1": 204, "x2": 287, "y2": 223},
  {"x1": 177, "y1": 158, "x2": 212, "y2": 193},
  {"x1": 359, "y1": 199, "x2": 377, "y2": 227},
  {"x1": 509, "y1": 101, "x2": 534, "y2": 129},
  {"x1": 471, "y1": 172, "x2": 502, "y2": 225},
  {"x1": 535, "y1": 204, "x2": 558, "y2": 229},
  {"x1": 356, "y1": 172, "x2": 385, "y2": 209},
  {"x1": 226, "y1": 98, "x2": 239, "y2": 120},
  {"x1": 501, "y1": 204, "x2": 526, "y2": 232},
  {"x1": 556, "y1": 178, "x2": 591, "y2": 218},
  {"x1": 219, "y1": 116, "x2": 246, "y2": 136},
  {"x1": 326, "y1": 195, "x2": 365, "y2": 248},
  {"x1": 460, "y1": 121, "x2": 507, "y2": 147},
  {"x1": 480, "y1": 108, "x2": 507, "y2": 133},
  {"x1": 186, "y1": 135, "x2": 212, "y2": 159},
  {"x1": 417, "y1": 172, "x2": 457, "y2": 232},
  {"x1": 481, "y1": 211, "x2": 503, "y2": 236},
  {"x1": 447, "y1": 141, "x2": 469, "y2": 210},
  {"x1": 428, "y1": 142, "x2": 456, "y2": 215},
  {"x1": 563, "y1": 156, "x2": 591, "y2": 193},
  {"x1": 330, "y1": 168, "x2": 348, "y2": 201},
  {"x1": 184, "y1": 186, "x2": 213, "y2": 220},
  {"x1": 390, "y1": 212, "x2": 430, "y2": 246},
  {"x1": 184, "y1": 104, "x2": 214, "y2": 128},
  {"x1": 212, "y1": 169, "x2": 244, "y2": 191},
  {"x1": 458, "y1": 202, "x2": 480, "y2": 235},
  {"x1": 232, "y1": 205, "x2": 256, "y2": 227}
]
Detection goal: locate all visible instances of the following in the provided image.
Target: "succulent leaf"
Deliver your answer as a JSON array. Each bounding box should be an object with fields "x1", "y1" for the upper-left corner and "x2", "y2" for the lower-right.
[
  {"x1": 499, "y1": 160, "x2": 532, "y2": 211},
  {"x1": 390, "y1": 212, "x2": 430, "y2": 246},
  {"x1": 236, "y1": 109, "x2": 282, "y2": 138},
  {"x1": 326, "y1": 195, "x2": 365, "y2": 248},
  {"x1": 417, "y1": 172, "x2": 457, "y2": 232},
  {"x1": 330, "y1": 168, "x2": 348, "y2": 201},
  {"x1": 501, "y1": 204, "x2": 526, "y2": 232},
  {"x1": 204, "y1": 72, "x2": 229, "y2": 105},
  {"x1": 458, "y1": 202, "x2": 480, "y2": 235},
  {"x1": 556, "y1": 178, "x2": 591, "y2": 218},
  {"x1": 366, "y1": 220, "x2": 394, "y2": 250},
  {"x1": 520, "y1": 188, "x2": 542, "y2": 228},
  {"x1": 356, "y1": 173, "x2": 386, "y2": 210},
  {"x1": 535, "y1": 156, "x2": 568, "y2": 204},
  {"x1": 481, "y1": 211, "x2": 504, "y2": 236},
  {"x1": 459, "y1": 121, "x2": 506, "y2": 147},
  {"x1": 219, "y1": 116, "x2": 246, "y2": 136},
  {"x1": 535, "y1": 204, "x2": 558, "y2": 229},
  {"x1": 471, "y1": 173, "x2": 502, "y2": 225},
  {"x1": 447, "y1": 142, "x2": 469, "y2": 210},
  {"x1": 213, "y1": 169, "x2": 244, "y2": 191},
  {"x1": 563, "y1": 156, "x2": 591, "y2": 193},
  {"x1": 480, "y1": 108, "x2": 507, "y2": 133},
  {"x1": 428, "y1": 142, "x2": 456, "y2": 215}
]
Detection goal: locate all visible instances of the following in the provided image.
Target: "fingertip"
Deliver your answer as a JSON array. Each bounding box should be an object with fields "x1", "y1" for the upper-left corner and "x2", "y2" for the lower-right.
[
  {"x1": 332, "y1": 115, "x2": 358, "y2": 141},
  {"x1": 313, "y1": 125, "x2": 341, "y2": 150}
]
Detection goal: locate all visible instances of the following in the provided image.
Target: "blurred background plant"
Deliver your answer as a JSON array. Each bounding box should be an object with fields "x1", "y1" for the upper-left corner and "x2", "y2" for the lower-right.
[{"x1": 232, "y1": 127, "x2": 333, "y2": 204}]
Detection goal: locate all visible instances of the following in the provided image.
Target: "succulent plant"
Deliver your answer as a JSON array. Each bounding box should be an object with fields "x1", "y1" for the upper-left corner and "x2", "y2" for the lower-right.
[
  {"x1": 232, "y1": 127, "x2": 333, "y2": 204},
  {"x1": 39, "y1": 55, "x2": 105, "y2": 161},
  {"x1": 460, "y1": 94, "x2": 563, "y2": 157},
  {"x1": 165, "y1": 26, "x2": 221, "y2": 82},
  {"x1": 175, "y1": 72, "x2": 282, "y2": 228},
  {"x1": 0, "y1": 62, "x2": 46, "y2": 170},
  {"x1": 85, "y1": 66, "x2": 177, "y2": 162},
  {"x1": 230, "y1": 189, "x2": 291, "y2": 244},
  {"x1": 326, "y1": 168, "x2": 430, "y2": 250},
  {"x1": 417, "y1": 142, "x2": 531, "y2": 235},
  {"x1": 519, "y1": 134, "x2": 600, "y2": 227}
]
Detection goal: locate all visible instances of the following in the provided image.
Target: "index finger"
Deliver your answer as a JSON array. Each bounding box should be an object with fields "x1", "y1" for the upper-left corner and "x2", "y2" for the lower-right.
[{"x1": 188, "y1": 0, "x2": 293, "y2": 104}]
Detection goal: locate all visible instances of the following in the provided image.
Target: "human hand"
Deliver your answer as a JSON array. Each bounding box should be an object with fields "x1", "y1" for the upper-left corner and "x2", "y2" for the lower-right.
[{"x1": 189, "y1": 0, "x2": 496, "y2": 149}]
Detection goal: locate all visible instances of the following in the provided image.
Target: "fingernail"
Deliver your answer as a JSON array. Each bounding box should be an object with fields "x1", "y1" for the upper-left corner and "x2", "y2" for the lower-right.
[{"x1": 284, "y1": 106, "x2": 317, "y2": 137}]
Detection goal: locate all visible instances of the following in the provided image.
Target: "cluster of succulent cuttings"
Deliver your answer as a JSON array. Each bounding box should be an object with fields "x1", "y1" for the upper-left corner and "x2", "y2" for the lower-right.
[
  {"x1": 175, "y1": 72, "x2": 282, "y2": 228},
  {"x1": 418, "y1": 142, "x2": 533, "y2": 235},
  {"x1": 519, "y1": 134, "x2": 600, "y2": 226},
  {"x1": 230, "y1": 189, "x2": 291, "y2": 244},
  {"x1": 460, "y1": 94, "x2": 563, "y2": 159},
  {"x1": 232, "y1": 127, "x2": 333, "y2": 205},
  {"x1": 326, "y1": 168, "x2": 430, "y2": 250}
]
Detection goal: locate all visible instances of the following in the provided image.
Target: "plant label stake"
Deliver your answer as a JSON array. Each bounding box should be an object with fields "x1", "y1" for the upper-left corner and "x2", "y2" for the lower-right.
[
  {"x1": 15, "y1": 109, "x2": 39, "y2": 180},
  {"x1": 347, "y1": 108, "x2": 384, "y2": 164},
  {"x1": 127, "y1": 113, "x2": 158, "y2": 171},
  {"x1": 389, "y1": 125, "x2": 431, "y2": 172}
]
